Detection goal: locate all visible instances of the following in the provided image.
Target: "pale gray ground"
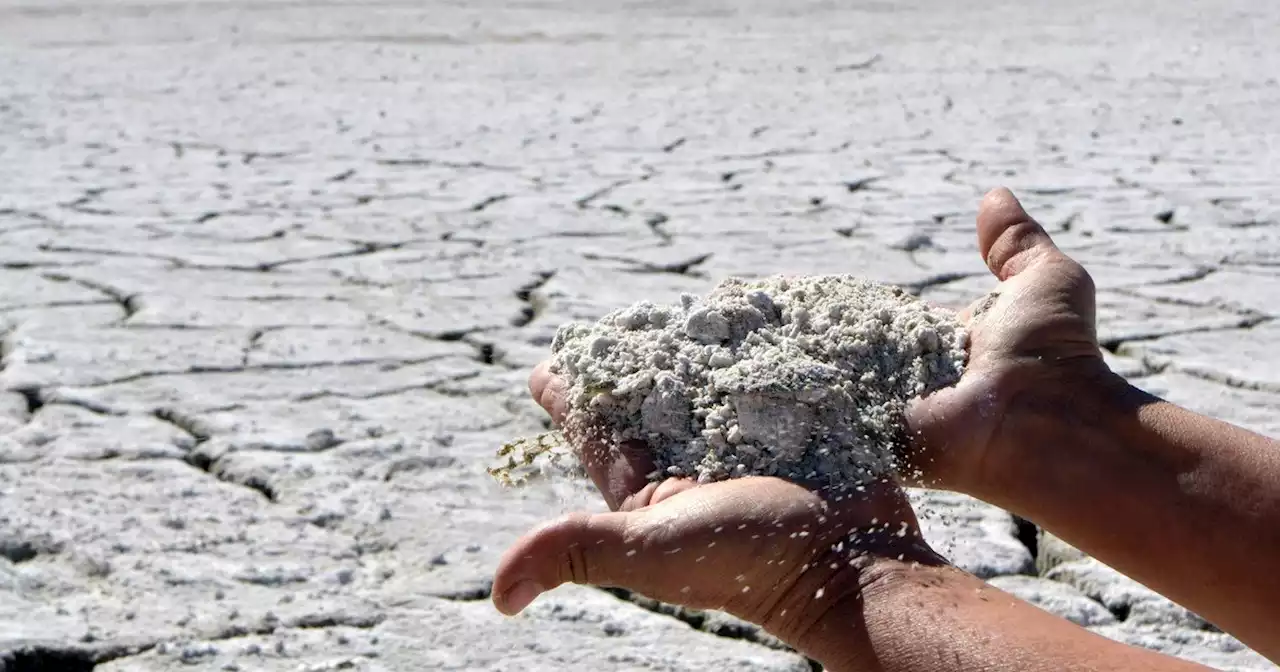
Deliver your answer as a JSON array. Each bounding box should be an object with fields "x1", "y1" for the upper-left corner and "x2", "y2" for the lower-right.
[{"x1": 0, "y1": 0, "x2": 1277, "y2": 670}]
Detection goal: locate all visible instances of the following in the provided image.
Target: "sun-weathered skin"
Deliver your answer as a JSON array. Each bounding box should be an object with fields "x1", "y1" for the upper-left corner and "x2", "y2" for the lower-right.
[{"x1": 1, "y1": 0, "x2": 1278, "y2": 669}]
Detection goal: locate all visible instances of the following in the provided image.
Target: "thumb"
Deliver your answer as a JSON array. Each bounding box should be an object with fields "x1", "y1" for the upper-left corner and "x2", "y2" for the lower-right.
[
  {"x1": 976, "y1": 187, "x2": 1065, "y2": 281},
  {"x1": 492, "y1": 510, "x2": 641, "y2": 615}
]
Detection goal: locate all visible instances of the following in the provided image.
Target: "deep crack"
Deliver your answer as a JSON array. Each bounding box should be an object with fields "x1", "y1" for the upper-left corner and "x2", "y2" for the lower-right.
[
  {"x1": 184, "y1": 450, "x2": 279, "y2": 503},
  {"x1": 152, "y1": 410, "x2": 282, "y2": 501},
  {"x1": 293, "y1": 370, "x2": 484, "y2": 401},
  {"x1": 512, "y1": 271, "x2": 556, "y2": 328},
  {"x1": 1013, "y1": 515, "x2": 1040, "y2": 569},
  {"x1": 152, "y1": 408, "x2": 213, "y2": 445},
  {"x1": 1101, "y1": 314, "x2": 1272, "y2": 354},
  {"x1": 14, "y1": 387, "x2": 42, "y2": 416},
  {"x1": 0, "y1": 641, "x2": 157, "y2": 672},
  {"x1": 41, "y1": 272, "x2": 139, "y2": 319},
  {"x1": 74, "y1": 355, "x2": 454, "y2": 389},
  {"x1": 434, "y1": 583, "x2": 493, "y2": 602},
  {"x1": 583, "y1": 252, "x2": 713, "y2": 277},
  {"x1": 0, "y1": 646, "x2": 97, "y2": 672}
]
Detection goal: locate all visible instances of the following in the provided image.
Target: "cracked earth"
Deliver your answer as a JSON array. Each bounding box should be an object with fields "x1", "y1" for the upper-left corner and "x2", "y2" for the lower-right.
[{"x1": 1, "y1": 0, "x2": 1278, "y2": 670}]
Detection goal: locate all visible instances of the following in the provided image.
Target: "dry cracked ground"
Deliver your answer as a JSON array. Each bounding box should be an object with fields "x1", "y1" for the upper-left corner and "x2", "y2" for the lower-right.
[{"x1": 0, "y1": 0, "x2": 1278, "y2": 670}]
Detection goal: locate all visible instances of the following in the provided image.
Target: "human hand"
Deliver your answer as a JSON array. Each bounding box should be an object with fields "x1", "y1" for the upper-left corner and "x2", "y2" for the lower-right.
[
  {"x1": 492, "y1": 474, "x2": 942, "y2": 654},
  {"x1": 529, "y1": 187, "x2": 1108, "y2": 503},
  {"x1": 901, "y1": 188, "x2": 1107, "y2": 492}
]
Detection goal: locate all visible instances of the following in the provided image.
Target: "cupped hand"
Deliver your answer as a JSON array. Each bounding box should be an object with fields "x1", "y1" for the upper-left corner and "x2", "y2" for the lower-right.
[
  {"x1": 492, "y1": 474, "x2": 941, "y2": 648},
  {"x1": 529, "y1": 187, "x2": 1107, "y2": 501},
  {"x1": 901, "y1": 188, "x2": 1106, "y2": 492}
]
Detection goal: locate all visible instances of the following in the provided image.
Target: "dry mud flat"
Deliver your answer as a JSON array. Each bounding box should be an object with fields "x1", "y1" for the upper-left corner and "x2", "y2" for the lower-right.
[{"x1": 1, "y1": 0, "x2": 1279, "y2": 670}]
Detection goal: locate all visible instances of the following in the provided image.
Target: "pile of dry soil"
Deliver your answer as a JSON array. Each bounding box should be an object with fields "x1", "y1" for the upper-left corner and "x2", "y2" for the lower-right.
[{"x1": 548, "y1": 275, "x2": 967, "y2": 487}]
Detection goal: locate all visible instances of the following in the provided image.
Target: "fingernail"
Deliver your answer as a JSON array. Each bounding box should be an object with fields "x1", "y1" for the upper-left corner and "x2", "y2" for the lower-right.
[{"x1": 502, "y1": 580, "x2": 543, "y2": 614}]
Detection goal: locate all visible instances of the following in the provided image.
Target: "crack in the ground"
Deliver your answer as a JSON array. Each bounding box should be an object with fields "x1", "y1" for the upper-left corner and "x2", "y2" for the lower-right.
[
  {"x1": 643, "y1": 212, "x2": 674, "y2": 244},
  {"x1": 573, "y1": 175, "x2": 651, "y2": 210},
  {"x1": 1012, "y1": 515, "x2": 1040, "y2": 566},
  {"x1": 433, "y1": 582, "x2": 494, "y2": 602},
  {"x1": 152, "y1": 407, "x2": 214, "y2": 445},
  {"x1": 240, "y1": 328, "x2": 269, "y2": 367},
  {"x1": 35, "y1": 239, "x2": 423, "y2": 274},
  {"x1": 713, "y1": 147, "x2": 809, "y2": 161},
  {"x1": 71, "y1": 354, "x2": 455, "y2": 389},
  {"x1": 0, "y1": 538, "x2": 42, "y2": 564},
  {"x1": 843, "y1": 176, "x2": 883, "y2": 192},
  {"x1": 292, "y1": 370, "x2": 484, "y2": 402},
  {"x1": 185, "y1": 450, "x2": 278, "y2": 502},
  {"x1": 469, "y1": 194, "x2": 510, "y2": 212},
  {"x1": 352, "y1": 190, "x2": 435, "y2": 206},
  {"x1": 1131, "y1": 265, "x2": 1218, "y2": 288},
  {"x1": 257, "y1": 240, "x2": 420, "y2": 272},
  {"x1": 0, "y1": 641, "x2": 156, "y2": 672},
  {"x1": 376, "y1": 157, "x2": 518, "y2": 172},
  {"x1": 457, "y1": 335, "x2": 524, "y2": 371},
  {"x1": 1100, "y1": 314, "x2": 1273, "y2": 353},
  {"x1": 470, "y1": 340, "x2": 502, "y2": 367},
  {"x1": 1109, "y1": 286, "x2": 1269, "y2": 319},
  {"x1": 902, "y1": 271, "x2": 984, "y2": 295},
  {"x1": 160, "y1": 140, "x2": 292, "y2": 164},
  {"x1": 0, "y1": 208, "x2": 55, "y2": 224},
  {"x1": 834, "y1": 54, "x2": 882, "y2": 72},
  {"x1": 14, "y1": 387, "x2": 42, "y2": 417},
  {"x1": 42, "y1": 272, "x2": 139, "y2": 320},
  {"x1": 582, "y1": 252, "x2": 713, "y2": 277},
  {"x1": 507, "y1": 230, "x2": 631, "y2": 243},
  {"x1": 35, "y1": 393, "x2": 125, "y2": 418},
  {"x1": 370, "y1": 318, "x2": 500, "y2": 345},
  {"x1": 512, "y1": 270, "x2": 556, "y2": 328}
]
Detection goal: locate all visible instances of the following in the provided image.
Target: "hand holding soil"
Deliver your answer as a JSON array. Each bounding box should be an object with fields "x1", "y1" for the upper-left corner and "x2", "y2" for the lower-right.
[{"x1": 495, "y1": 188, "x2": 1280, "y2": 670}]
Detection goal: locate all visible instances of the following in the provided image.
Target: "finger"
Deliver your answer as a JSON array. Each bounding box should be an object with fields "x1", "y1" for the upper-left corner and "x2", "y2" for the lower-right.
[
  {"x1": 531, "y1": 362, "x2": 660, "y2": 509},
  {"x1": 616, "y1": 477, "x2": 698, "y2": 512},
  {"x1": 901, "y1": 366, "x2": 1016, "y2": 493},
  {"x1": 650, "y1": 477, "x2": 697, "y2": 505},
  {"x1": 529, "y1": 361, "x2": 569, "y2": 424},
  {"x1": 976, "y1": 187, "x2": 1065, "y2": 281},
  {"x1": 492, "y1": 510, "x2": 637, "y2": 615},
  {"x1": 528, "y1": 360, "x2": 551, "y2": 404},
  {"x1": 572, "y1": 432, "x2": 659, "y2": 511},
  {"x1": 617, "y1": 480, "x2": 662, "y2": 512}
]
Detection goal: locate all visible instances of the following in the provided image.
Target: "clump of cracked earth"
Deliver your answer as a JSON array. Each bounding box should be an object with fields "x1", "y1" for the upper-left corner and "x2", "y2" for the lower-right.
[{"x1": 495, "y1": 275, "x2": 966, "y2": 487}]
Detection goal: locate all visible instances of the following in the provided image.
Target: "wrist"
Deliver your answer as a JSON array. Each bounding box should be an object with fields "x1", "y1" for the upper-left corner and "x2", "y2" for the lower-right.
[
  {"x1": 783, "y1": 552, "x2": 951, "y2": 671},
  {"x1": 766, "y1": 546, "x2": 948, "y2": 669},
  {"x1": 968, "y1": 358, "x2": 1136, "y2": 504}
]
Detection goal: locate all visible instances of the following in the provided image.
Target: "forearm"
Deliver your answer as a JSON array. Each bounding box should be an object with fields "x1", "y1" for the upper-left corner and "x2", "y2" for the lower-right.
[
  {"x1": 975, "y1": 372, "x2": 1280, "y2": 657},
  {"x1": 796, "y1": 560, "x2": 1213, "y2": 672}
]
